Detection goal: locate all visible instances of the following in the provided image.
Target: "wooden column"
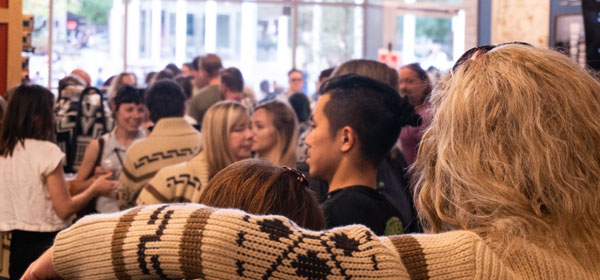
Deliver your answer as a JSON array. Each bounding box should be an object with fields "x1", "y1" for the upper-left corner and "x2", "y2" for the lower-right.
[{"x1": 0, "y1": 0, "x2": 23, "y2": 97}]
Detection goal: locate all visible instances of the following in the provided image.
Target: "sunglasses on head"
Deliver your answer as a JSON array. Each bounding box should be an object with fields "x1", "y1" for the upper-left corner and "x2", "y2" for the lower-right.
[
  {"x1": 282, "y1": 166, "x2": 309, "y2": 190},
  {"x1": 451, "y1": 42, "x2": 533, "y2": 73}
]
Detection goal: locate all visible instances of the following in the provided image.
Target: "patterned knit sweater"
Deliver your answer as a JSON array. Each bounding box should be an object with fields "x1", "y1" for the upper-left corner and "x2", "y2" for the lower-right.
[
  {"x1": 53, "y1": 204, "x2": 599, "y2": 279},
  {"x1": 116, "y1": 118, "x2": 202, "y2": 209},
  {"x1": 136, "y1": 152, "x2": 210, "y2": 205}
]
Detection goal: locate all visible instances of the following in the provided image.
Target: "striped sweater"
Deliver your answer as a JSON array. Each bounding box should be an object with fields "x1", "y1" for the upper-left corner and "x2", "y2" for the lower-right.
[
  {"x1": 115, "y1": 118, "x2": 202, "y2": 210},
  {"x1": 53, "y1": 204, "x2": 599, "y2": 279}
]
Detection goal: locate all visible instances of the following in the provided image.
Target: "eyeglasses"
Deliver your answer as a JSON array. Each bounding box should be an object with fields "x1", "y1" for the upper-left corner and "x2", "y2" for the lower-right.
[{"x1": 451, "y1": 42, "x2": 532, "y2": 73}]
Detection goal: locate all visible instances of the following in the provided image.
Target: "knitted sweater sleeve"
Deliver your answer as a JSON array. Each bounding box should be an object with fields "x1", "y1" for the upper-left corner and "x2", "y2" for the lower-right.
[{"x1": 52, "y1": 204, "x2": 411, "y2": 279}]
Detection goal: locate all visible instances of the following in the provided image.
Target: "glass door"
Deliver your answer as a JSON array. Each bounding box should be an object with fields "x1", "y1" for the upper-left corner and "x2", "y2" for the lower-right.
[{"x1": 390, "y1": 1, "x2": 465, "y2": 71}]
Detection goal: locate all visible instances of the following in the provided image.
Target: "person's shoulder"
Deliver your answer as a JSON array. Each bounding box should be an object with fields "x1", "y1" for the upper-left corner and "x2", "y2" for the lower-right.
[
  {"x1": 324, "y1": 187, "x2": 383, "y2": 216},
  {"x1": 328, "y1": 186, "x2": 380, "y2": 205},
  {"x1": 154, "y1": 161, "x2": 191, "y2": 179},
  {"x1": 124, "y1": 137, "x2": 152, "y2": 155},
  {"x1": 24, "y1": 139, "x2": 59, "y2": 148},
  {"x1": 24, "y1": 139, "x2": 63, "y2": 155}
]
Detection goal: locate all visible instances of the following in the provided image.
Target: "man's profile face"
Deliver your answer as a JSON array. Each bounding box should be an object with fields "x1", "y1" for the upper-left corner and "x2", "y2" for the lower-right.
[
  {"x1": 288, "y1": 71, "x2": 304, "y2": 93},
  {"x1": 305, "y1": 94, "x2": 340, "y2": 182}
]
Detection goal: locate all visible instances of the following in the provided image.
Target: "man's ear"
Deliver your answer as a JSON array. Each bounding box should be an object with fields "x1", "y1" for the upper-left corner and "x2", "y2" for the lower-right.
[{"x1": 339, "y1": 126, "x2": 355, "y2": 153}]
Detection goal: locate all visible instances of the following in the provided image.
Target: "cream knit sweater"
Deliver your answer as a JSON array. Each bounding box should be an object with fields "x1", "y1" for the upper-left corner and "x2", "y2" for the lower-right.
[
  {"x1": 115, "y1": 118, "x2": 202, "y2": 209},
  {"x1": 53, "y1": 204, "x2": 599, "y2": 279},
  {"x1": 135, "y1": 152, "x2": 210, "y2": 205}
]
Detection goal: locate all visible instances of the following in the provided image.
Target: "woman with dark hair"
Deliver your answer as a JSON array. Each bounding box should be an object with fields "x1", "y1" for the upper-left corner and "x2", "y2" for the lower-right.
[
  {"x1": 199, "y1": 158, "x2": 326, "y2": 230},
  {"x1": 70, "y1": 85, "x2": 146, "y2": 213},
  {"x1": 398, "y1": 63, "x2": 432, "y2": 165},
  {"x1": 0, "y1": 85, "x2": 116, "y2": 279}
]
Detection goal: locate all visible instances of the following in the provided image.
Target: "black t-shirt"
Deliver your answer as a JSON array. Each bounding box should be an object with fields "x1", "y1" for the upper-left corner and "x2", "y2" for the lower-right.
[{"x1": 321, "y1": 185, "x2": 403, "y2": 236}]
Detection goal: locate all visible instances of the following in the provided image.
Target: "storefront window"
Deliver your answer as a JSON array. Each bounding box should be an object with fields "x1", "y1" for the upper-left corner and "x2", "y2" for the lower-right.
[
  {"x1": 23, "y1": 0, "x2": 50, "y2": 87},
  {"x1": 24, "y1": 0, "x2": 471, "y2": 91},
  {"x1": 297, "y1": 4, "x2": 363, "y2": 95}
]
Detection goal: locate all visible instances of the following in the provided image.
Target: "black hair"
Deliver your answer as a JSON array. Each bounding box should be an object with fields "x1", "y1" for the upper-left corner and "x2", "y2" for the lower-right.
[
  {"x1": 403, "y1": 63, "x2": 428, "y2": 83},
  {"x1": 144, "y1": 72, "x2": 157, "y2": 86},
  {"x1": 319, "y1": 74, "x2": 418, "y2": 166},
  {"x1": 220, "y1": 67, "x2": 244, "y2": 92},
  {"x1": 145, "y1": 80, "x2": 186, "y2": 123},
  {"x1": 318, "y1": 67, "x2": 335, "y2": 81},
  {"x1": 113, "y1": 85, "x2": 144, "y2": 111},
  {"x1": 288, "y1": 93, "x2": 311, "y2": 123},
  {"x1": 174, "y1": 75, "x2": 194, "y2": 99},
  {"x1": 154, "y1": 69, "x2": 175, "y2": 83},
  {"x1": 191, "y1": 56, "x2": 203, "y2": 71},
  {"x1": 165, "y1": 63, "x2": 181, "y2": 76}
]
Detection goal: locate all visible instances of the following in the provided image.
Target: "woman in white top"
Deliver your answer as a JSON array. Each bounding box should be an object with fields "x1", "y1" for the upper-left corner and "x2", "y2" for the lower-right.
[
  {"x1": 0, "y1": 84, "x2": 116, "y2": 279},
  {"x1": 71, "y1": 85, "x2": 146, "y2": 213}
]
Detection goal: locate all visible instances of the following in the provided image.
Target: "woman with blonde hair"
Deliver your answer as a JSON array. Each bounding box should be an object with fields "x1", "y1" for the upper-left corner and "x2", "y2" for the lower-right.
[
  {"x1": 135, "y1": 101, "x2": 253, "y2": 205},
  {"x1": 415, "y1": 44, "x2": 600, "y2": 266},
  {"x1": 24, "y1": 45, "x2": 600, "y2": 279},
  {"x1": 199, "y1": 158, "x2": 326, "y2": 230},
  {"x1": 252, "y1": 100, "x2": 298, "y2": 167}
]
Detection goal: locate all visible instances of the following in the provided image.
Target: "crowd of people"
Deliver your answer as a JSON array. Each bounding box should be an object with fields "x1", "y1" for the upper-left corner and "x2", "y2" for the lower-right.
[{"x1": 0, "y1": 42, "x2": 599, "y2": 279}]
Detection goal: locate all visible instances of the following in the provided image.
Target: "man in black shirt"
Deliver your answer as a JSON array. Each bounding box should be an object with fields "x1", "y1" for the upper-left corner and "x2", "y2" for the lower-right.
[{"x1": 306, "y1": 75, "x2": 418, "y2": 235}]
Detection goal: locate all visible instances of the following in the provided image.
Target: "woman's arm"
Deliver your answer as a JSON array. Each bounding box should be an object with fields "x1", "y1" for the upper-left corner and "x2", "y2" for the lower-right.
[
  {"x1": 47, "y1": 163, "x2": 116, "y2": 220},
  {"x1": 69, "y1": 139, "x2": 107, "y2": 195},
  {"x1": 46, "y1": 204, "x2": 408, "y2": 279}
]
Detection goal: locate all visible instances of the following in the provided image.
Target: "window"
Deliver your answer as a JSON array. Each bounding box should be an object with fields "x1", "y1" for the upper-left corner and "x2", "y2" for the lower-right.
[
  {"x1": 23, "y1": 0, "x2": 50, "y2": 87},
  {"x1": 388, "y1": 0, "x2": 468, "y2": 70},
  {"x1": 25, "y1": 0, "x2": 476, "y2": 93},
  {"x1": 297, "y1": 4, "x2": 364, "y2": 95}
]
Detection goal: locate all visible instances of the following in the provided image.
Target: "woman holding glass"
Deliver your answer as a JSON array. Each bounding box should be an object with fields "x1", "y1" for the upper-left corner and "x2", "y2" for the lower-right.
[{"x1": 70, "y1": 85, "x2": 146, "y2": 213}]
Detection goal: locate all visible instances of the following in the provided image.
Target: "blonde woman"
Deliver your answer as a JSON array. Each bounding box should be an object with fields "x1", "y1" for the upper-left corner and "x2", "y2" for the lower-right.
[
  {"x1": 135, "y1": 101, "x2": 253, "y2": 205},
  {"x1": 251, "y1": 100, "x2": 298, "y2": 167},
  {"x1": 24, "y1": 45, "x2": 600, "y2": 279}
]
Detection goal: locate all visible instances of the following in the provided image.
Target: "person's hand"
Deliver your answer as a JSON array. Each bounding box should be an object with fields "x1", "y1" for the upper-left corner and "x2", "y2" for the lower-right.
[
  {"x1": 91, "y1": 173, "x2": 117, "y2": 197},
  {"x1": 92, "y1": 166, "x2": 110, "y2": 178},
  {"x1": 21, "y1": 247, "x2": 61, "y2": 280}
]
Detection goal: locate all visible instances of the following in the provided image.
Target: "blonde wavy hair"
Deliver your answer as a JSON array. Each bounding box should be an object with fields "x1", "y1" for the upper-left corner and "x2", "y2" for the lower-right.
[
  {"x1": 415, "y1": 45, "x2": 600, "y2": 264},
  {"x1": 202, "y1": 101, "x2": 251, "y2": 178},
  {"x1": 254, "y1": 100, "x2": 298, "y2": 167}
]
